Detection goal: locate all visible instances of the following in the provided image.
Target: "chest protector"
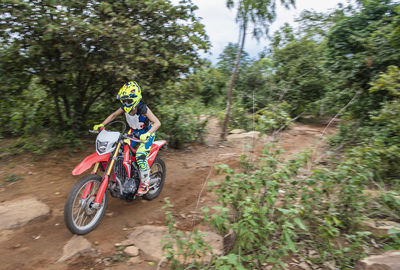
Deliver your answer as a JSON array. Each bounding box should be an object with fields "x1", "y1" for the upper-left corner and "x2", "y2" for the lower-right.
[{"x1": 124, "y1": 102, "x2": 150, "y2": 131}]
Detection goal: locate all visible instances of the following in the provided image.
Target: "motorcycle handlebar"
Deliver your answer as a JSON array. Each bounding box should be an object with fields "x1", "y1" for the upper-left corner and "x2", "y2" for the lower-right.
[
  {"x1": 89, "y1": 127, "x2": 148, "y2": 144},
  {"x1": 121, "y1": 134, "x2": 148, "y2": 144}
]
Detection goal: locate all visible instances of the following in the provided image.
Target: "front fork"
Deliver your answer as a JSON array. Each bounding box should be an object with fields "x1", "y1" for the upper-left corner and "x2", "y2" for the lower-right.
[{"x1": 81, "y1": 142, "x2": 123, "y2": 206}]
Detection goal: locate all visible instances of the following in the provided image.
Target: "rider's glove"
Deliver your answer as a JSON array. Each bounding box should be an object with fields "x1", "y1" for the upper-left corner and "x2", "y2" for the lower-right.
[
  {"x1": 93, "y1": 123, "x2": 105, "y2": 131},
  {"x1": 140, "y1": 132, "x2": 151, "y2": 142}
]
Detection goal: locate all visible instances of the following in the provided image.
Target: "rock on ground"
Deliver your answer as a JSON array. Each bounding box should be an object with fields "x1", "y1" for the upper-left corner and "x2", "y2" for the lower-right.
[
  {"x1": 58, "y1": 235, "x2": 93, "y2": 262},
  {"x1": 125, "y1": 225, "x2": 223, "y2": 262},
  {"x1": 124, "y1": 245, "x2": 139, "y2": 257},
  {"x1": 227, "y1": 131, "x2": 260, "y2": 140},
  {"x1": 355, "y1": 250, "x2": 400, "y2": 270},
  {"x1": 127, "y1": 256, "x2": 142, "y2": 265},
  {"x1": 229, "y1": 129, "x2": 245, "y2": 134},
  {"x1": 0, "y1": 197, "x2": 50, "y2": 230},
  {"x1": 361, "y1": 219, "x2": 400, "y2": 237}
]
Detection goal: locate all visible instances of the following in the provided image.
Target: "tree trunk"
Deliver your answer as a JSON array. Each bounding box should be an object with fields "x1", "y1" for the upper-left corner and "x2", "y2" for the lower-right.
[
  {"x1": 220, "y1": 19, "x2": 247, "y2": 140},
  {"x1": 52, "y1": 91, "x2": 64, "y2": 129}
]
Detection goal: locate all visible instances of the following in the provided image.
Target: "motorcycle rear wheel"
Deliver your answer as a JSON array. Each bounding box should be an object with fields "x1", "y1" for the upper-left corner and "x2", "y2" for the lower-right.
[
  {"x1": 143, "y1": 157, "x2": 166, "y2": 201},
  {"x1": 64, "y1": 174, "x2": 108, "y2": 235}
]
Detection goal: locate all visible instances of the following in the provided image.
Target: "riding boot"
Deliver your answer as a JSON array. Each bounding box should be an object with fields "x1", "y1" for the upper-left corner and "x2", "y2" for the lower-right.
[{"x1": 138, "y1": 169, "x2": 150, "y2": 195}]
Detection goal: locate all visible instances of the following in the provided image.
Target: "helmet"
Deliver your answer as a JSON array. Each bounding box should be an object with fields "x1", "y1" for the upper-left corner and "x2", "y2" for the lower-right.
[{"x1": 116, "y1": 81, "x2": 142, "y2": 114}]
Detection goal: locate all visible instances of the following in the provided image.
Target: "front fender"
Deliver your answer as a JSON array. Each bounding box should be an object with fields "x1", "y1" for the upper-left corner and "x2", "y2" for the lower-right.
[{"x1": 72, "y1": 152, "x2": 110, "y2": 176}]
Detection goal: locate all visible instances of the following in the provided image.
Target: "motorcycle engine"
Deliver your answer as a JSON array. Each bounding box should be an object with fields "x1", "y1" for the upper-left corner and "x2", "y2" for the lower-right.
[{"x1": 112, "y1": 157, "x2": 139, "y2": 201}]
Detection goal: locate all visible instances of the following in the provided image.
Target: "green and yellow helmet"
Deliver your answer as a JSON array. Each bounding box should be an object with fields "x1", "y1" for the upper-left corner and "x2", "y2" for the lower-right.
[{"x1": 116, "y1": 81, "x2": 142, "y2": 114}]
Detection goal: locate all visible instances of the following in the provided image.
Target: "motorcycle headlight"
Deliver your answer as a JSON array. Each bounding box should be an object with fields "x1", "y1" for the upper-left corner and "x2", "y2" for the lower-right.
[{"x1": 97, "y1": 141, "x2": 108, "y2": 154}]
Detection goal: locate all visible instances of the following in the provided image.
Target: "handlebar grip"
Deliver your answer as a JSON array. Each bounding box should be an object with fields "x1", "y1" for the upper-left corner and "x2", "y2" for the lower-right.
[{"x1": 122, "y1": 134, "x2": 148, "y2": 143}]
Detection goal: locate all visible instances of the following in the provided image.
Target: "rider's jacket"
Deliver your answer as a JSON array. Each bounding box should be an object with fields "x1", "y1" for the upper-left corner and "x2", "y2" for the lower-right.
[{"x1": 123, "y1": 102, "x2": 150, "y2": 131}]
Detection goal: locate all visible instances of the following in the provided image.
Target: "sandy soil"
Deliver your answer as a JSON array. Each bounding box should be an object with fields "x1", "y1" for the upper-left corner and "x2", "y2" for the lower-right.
[{"x1": 0, "y1": 118, "x2": 336, "y2": 270}]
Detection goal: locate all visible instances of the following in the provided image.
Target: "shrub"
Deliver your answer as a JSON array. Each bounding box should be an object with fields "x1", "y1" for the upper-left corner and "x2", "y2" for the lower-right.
[
  {"x1": 217, "y1": 101, "x2": 292, "y2": 133},
  {"x1": 255, "y1": 101, "x2": 292, "y2": 133},
  {"x1": 330, "y1": 66, "x2": 400, "y2": 187},
  {"x1": 217, "y1": 101, "x2": 252, "y2": 131},
  {"x1": 7, "y1": 130, "x2": 82, "y2": 156},
  {"x1": 156, "y1": 99, "x2": 208, "y2": 149},
  {"x1": 163, "y1": 142, "x2": 399, "y2": 269}
]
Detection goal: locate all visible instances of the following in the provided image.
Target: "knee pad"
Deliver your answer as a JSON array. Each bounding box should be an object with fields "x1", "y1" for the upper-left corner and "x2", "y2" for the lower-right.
[{"x1": 136, "y1": 153, "x2": 149, "y2": 171}]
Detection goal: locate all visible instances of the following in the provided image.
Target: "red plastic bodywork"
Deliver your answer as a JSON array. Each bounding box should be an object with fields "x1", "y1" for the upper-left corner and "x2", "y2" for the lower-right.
[
  {"x1": 72, "y1": 140, "x2": 167, "y2": 176},
  {"x1": 72, "y1": 152, "x2": 110, "y2": 176},
  {"x1": 128, "y1": 140, "x2": 167, "y2": 167}
]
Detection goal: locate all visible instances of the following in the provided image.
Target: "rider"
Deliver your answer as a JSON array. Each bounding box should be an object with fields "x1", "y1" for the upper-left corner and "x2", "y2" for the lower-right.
[{"x1": 93, "y1": 81, "x2": 161, "y2": 195}]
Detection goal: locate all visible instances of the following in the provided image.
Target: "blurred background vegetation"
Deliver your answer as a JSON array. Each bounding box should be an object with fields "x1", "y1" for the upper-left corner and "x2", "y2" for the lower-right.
[{"x1": 1, "y1": 0, "x2": 398, "y2": 151}]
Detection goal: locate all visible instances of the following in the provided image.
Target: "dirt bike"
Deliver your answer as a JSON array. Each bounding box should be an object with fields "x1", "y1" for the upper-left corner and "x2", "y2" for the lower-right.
[{"x1": 64, "y1": 121, "x2": 166, "y2": 235}]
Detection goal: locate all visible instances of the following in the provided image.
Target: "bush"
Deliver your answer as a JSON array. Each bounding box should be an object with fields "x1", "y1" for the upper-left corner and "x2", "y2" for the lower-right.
[
  {"x1": 217, "y1": 101, "x2": 292, "y2": 134},
  {"x1": 163, "y1": 141, "x2": 400, "y2": 269},
  {"x1": 7, "y1": 130, "x2": 82, "y2": 156},
  {"x1": 255, "y1": 101, "x2": 292, "y2": 133},
  {"x1": 156, "y1": 99, "x2": 208, "y2": 149},
  {"x1": 218, "y1": 101, "x2": 252, "y2": 131},
  {"x1": 330, "y1": 66, "x2": 400, "y2": 187}
]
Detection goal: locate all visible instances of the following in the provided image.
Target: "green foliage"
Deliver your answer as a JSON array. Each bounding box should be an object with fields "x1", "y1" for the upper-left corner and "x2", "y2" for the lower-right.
[
  {"x1": 216, "y1": 43, "x2": 251, "y2": 78},
  {"x1": 370, "y1": 65, "x2": 400, "y2": 96},
  {"x1": 221, "y1": 0, "x2": 296, "y2": 139},
  {"x1": 218, "y1": 101, "x2": 252, "y2": 131},
  {"x1": 206, "y1": 144, "x2": 373, "y2": 269},
  {"x1": 7, "y1": 130, "x2": 82, "y2": 156},
  {"x1": 255, "y1": 102, "x2": 292, "y2": 133},
  {"x1": 226, "y1": 0, "x2": 295, "y2": 40},
  {"x1": 156, "y1": 100, "x2": 208, "y2": 149},
  {"x1": 4, "y1": 174, "x2": 23, "y2": 183},
  {"x1": 162, "y1": 198, "x2": 213, "y2": 269},
  {"x1": 212, "y1": 254, "x2": 246, "y2": 270},
  {"x1": 386, "y1": 228, "x2": 400, "y2": 250},
  {"x1": 331, "y1": 65, "x2": 400, "y2": 186},
  {"x1": 0, "y1": 0, "x2": 209, "y2": 134},
  {"x1": 324, "y1": 0, "x2": 400, "y2": 118},
  {"x1": 216, "y1": 44, "x2": 276, "y2": 112},
  {"x1": 234, "y1": 57, "x2": 275, "y2": 111},
  {"x1": 217, "y1": 101, "x2": 292, "y2": 134},
  {"x1": 271, "y1": 28, "x2": 330, "y2": 116},
  {"x1": 163, "y1": 141, "x2": 400, "y2": 269},
  {"x1": 378, "y1": 191, "x2": 400, "y2": 221},
  {"x1": 161, "y1": 66, "x2": 226, "y2": 107}
]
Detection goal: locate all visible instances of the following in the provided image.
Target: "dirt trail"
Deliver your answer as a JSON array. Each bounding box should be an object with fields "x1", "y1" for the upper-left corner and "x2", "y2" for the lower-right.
[{"x1": 0, "y1": 118, "x2": 336, "y2": 270}]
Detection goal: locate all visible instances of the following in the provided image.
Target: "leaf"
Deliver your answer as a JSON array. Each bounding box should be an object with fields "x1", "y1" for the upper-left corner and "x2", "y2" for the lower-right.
[
  {"x1": 294, "y1": 218, "x2": 308, "y2": 231},
  {"x1": 226, "y1": 253, "x2": 238, "y2": 265},
  {"x1": 283, "y1": 231, "x2": 296, "y2": 252},
  {"x1": 388, "y1": 228, "x2": 400, "y2": 235},
  {"x1": 277, "y1": 208, "x2": 292, "y2": 215}
]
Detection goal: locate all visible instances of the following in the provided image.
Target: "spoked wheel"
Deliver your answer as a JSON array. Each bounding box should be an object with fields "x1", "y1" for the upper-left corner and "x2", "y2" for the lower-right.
[
  {"x1": 64, "y1": 174, "x2": 108, "y2": 235},
  {"x1": 143, "y1": 157, "x2": 166, "y2": 201}
]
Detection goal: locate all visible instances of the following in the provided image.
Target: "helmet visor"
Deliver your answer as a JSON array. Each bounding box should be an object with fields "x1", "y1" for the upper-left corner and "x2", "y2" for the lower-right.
[{"x1": 121, "y1": 98, "x2": 134, "y2": 105}]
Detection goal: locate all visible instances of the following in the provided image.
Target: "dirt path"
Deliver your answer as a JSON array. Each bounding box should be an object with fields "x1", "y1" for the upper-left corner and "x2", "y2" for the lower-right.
[{"x1": 0, "y1": 119, "x2": 336, "y2": 270}]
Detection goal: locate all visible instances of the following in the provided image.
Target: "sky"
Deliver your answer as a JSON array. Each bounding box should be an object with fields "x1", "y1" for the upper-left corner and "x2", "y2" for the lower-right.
[{"x1": 172, "y1": 0, "x2": 354, "y2": 63}]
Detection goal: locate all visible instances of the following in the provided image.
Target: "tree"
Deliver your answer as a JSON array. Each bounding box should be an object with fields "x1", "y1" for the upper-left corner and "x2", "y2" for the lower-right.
[
  {"x1": 271, "y1": 29, "x2": 329, "y2": 115},
  {"x1": 220, "y1": 0, "x2": 295, "y2": 140},
  {"x1": 324, "y1": 0, "x2": 400, "y2": 118},
  {"x1": 0, "y1": 0, "x2": 209, "y2": 132},
  {"x1": 216, "y1": 42, "x2": 250, "y2": 78}
]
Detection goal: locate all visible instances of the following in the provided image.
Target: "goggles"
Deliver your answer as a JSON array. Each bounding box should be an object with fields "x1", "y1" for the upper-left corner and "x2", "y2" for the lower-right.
[{"x1": 121, "y1": 98, "x2": 134, "y2": 105}]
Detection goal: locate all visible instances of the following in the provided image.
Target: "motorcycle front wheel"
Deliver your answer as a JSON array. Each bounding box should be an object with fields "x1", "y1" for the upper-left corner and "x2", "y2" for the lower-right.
[{"x1": 64, "y1": 174, "x2": 108, "y2": 235}]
